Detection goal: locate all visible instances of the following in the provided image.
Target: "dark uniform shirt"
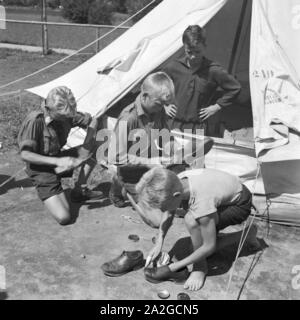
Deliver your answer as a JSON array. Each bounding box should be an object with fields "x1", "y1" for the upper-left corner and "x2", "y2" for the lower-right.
[
  {"x1": 163, "y1": 56, "x2": 241, "y2": 124},
  {"x1": 18, "y1": 110, "x2": 92, "y2": 156},
  {"x1": 108, "y1": 95, "x2": 169, "y2": 165}
]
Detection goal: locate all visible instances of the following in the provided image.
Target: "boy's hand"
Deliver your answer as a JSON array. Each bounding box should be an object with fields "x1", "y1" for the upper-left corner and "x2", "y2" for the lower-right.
[
  {"x1": 90, "y1": 116, "x2": 100, "y2": 130},
  {"x1": 55, "y1": 157, "x2": 79, "y2": 172},
  {"x1": 164, "y1": 104, "x2": 177, "y2": 119},
  {"x1": 198, "y1": 104, "x2": 221, "y2": 121},
  {"x1": 145, "y1": 244, "x2": 162, "y2": 268}
]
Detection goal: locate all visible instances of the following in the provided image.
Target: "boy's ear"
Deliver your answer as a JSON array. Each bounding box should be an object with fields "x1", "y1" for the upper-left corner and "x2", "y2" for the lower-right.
[
  {"x1": 41, "y1": 99, "x2": 46, "y2": 108},
  {"x1": 44, "y1": 105, "x2": 50, "y2": 114},
  {"x1": 173, "y1": 191, "x2": 181, "y2": 198},
  {"x1": 141, "y1": 92, "x2": 148, "y2": 102}
]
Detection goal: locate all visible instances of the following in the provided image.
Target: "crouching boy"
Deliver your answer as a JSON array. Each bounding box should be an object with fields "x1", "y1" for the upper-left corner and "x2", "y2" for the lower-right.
[
  {"x1": 134, "y1": 167, "x2": 256, "y2": 291},
  {"x1": 18, "y1": 86, "x2": 103, "y2": 225}
]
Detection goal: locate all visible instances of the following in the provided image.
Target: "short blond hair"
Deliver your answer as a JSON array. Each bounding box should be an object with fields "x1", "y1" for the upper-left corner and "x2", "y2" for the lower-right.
[
  {"x1": 141, "y1": 72, "x2": 175, "y2": 104},
  {"x1": 136, "y1": 167, "x2": 183, "y2": 212},
  {"x1": 46, "y1": 86, "x2": 77, "y2": 117}
]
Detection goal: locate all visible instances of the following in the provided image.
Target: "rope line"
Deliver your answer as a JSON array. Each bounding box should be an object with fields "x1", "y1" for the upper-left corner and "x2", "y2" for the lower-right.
[
  {"x1": 223, "y1": 162, "x2": 262, "y2": 299},
  {"x1": 0, "y1": 89, "x2": 21, "y2": 98},
  {"x1": 235, "y1": 199, "x2": 271, "y2": 299}
]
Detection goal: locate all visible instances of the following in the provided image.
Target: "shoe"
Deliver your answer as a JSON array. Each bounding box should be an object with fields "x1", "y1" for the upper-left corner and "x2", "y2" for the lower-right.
[
  {"x1": 109, "y1": 189, "x2": 127, "y2": 208},
  {"x1": 101, "y1": 250, "x2": 144, "y2": 277},
  {"x1": 144, "y1": 265, "x2": 189, "y2": 284},
  {"x1": 70, "y1": 187, "x2": 104, "y2": 203}
]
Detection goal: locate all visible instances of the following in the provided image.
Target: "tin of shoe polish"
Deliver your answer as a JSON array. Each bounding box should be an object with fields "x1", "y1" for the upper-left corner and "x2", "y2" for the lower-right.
[
  {"x1": 128, "y1": 234, "x2": 140, "y2": 242},
  {"x1": 157, "y1": 289, "x2": 170, "y2": 299},
  {"x1": 177, "y1": 292, "x2": 190, "y2": 300}
]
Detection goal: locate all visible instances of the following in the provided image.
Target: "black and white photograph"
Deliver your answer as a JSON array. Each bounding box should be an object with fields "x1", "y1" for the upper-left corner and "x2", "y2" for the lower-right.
[{"x1": 0, "y1": 0, "x2": 300, "y2": 303}]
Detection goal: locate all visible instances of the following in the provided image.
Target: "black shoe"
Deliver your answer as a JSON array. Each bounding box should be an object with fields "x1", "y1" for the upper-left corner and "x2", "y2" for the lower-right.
[
  {"x1": 144, "y1": 265, "x2": 189, "y2": 284},
  {"x1": 101, "y1": 251, "x2": 144, "y2": 277},
  {"x1": 70, "y1": 187, "x2": 104, "y2": 203},
  {"x1": 109, "y1": 189, "x2": 127, "y2": 208}
]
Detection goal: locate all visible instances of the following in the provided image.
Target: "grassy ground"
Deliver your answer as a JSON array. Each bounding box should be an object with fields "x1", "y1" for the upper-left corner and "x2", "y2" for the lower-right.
[
  {"x1": 0, "y1": 7, "x2": 128, "y2": 53},
  {"x1": 0, "y1": 48, "x2": 91, "y2": 151}
]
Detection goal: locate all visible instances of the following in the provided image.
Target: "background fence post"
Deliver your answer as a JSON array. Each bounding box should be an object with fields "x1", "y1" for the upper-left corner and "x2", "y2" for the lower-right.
[
  {"x1": 96, "y1": 27, "x2": 100, "y2": 53},
  {"x1": 41, "y1": 0, "x2": 49, "y2": 55},
  {"x1": 0, "y1": 5, "x2": 6, "y2": 30}
]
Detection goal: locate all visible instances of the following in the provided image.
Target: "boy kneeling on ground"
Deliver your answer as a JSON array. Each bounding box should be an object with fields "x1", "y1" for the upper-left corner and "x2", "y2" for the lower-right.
[
  {"x1": 135, "y1": 167, "x2": 258, "y2": 291},
  {"x1": 18, "y1": 86, "x2": 103, "y2": 225}
]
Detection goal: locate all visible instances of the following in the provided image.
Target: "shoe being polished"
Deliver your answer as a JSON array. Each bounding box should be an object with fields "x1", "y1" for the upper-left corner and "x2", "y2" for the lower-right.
[
  {"x1": 144, "y1": 265, "x2": 189, "y2": 284},
  {"x1": 101, "y1": 251, "x2": 144, "y2": 277},
  {"x1": 109, "y1": 189, "x2": 127, "y2": 208},
  {"x1": 70, "y1": 187, "x2": 104, "y2": 203}
]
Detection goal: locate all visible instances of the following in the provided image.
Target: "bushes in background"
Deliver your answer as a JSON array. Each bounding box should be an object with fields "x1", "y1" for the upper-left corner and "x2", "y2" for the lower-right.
[
  {"x1": 60, "y1": 0, "x2": 163, "y2": 25},
  {"x1": 2, "y1": 0, "x2": 40, "y2": 6},
  {"x1": 88, "y1": 0, "x2": 116, "y2": 25},
  {"x1": 125, "y1": 0, "x2": 163, "y2": 22},
  {"x1": 61, "y1": 0, "x2": 94, "y2": 23},
  {"x1": 2, "y1": 0, "x2": 61, "y2": 8}
]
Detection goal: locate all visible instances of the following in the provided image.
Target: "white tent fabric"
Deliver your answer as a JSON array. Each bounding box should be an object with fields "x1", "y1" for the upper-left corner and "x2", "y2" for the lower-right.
[
  {"x1": 250, "y1": 0, "x2": 300, "y2": 155},
  {"x1": 27, "y1": 0, "x2": 300, "y2": 224},
  {"x1": 249, "y1": 0, "x2": 300, "y2": 215}
]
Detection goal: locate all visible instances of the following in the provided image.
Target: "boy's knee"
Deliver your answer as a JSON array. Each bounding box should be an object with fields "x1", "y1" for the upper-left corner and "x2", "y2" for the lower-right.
[
  {"x1": 51, "y1": 209, "x2": 71, "y2": 225},
  {"x1": 55, "y1": 215, "x2": 71, "y2": 226}
]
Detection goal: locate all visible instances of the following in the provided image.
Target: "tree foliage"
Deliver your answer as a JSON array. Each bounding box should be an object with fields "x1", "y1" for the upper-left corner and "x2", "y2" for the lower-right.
[
  {"x1": 125, "y1": 0, "x2": 163, "y2": 22},
  {"x1": 61, "y1": 0, "x2": 94, "y2": 23},
  {"x1": 88, "y1": 0, "x2": 116, "y2": 25}
]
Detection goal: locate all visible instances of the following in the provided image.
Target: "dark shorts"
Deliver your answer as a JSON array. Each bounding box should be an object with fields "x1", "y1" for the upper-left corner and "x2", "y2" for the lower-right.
[
  {"x1": 216, "y1": 184, "x2": 252, "y2": 232},
  {"x1": 26, "y1": 145, "x2": 94, "y2": 202}
]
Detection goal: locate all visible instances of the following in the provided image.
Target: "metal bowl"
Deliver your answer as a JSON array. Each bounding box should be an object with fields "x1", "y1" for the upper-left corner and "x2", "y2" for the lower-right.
[
  {"x1": 177, "y1": 292, "x2": 191, "y2": 300},
  {"x1": 128, "y1": 234, "x2": 140, "y2": 242}
]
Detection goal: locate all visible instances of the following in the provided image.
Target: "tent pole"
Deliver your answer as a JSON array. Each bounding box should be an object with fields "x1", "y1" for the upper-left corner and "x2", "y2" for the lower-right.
[{"x1": 228, "y1": 0, "x2": 249, "y2": 74}]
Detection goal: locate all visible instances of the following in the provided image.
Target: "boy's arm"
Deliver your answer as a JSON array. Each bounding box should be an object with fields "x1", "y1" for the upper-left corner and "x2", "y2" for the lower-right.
[
  {"x1": 83, "y1": 116, "x2": 99, "y2": 144},
  {"x1": 21, "y1": 148, "x2": 77, "y2": 169},
  {"x1": 145, "y1": 210, "x2": 175, "y2": 267},
  {"x1": 199, "y1": 67, "x2": 241, "y2": 121},
  {"x1": 213, "y1": 66, "x2": 241, "y2": 108},
  {"x1": 168, "y1": 214, "x2": 217, "y2": 272}
]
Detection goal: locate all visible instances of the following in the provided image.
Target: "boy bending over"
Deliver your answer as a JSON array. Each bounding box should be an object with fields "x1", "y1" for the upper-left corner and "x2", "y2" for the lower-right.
[
  {"x1": 18, "y1": 86, "x2": 103, "y2": 225},
  {"x1": 135, "y1": 167, "x2": 257, "y2": 291}
]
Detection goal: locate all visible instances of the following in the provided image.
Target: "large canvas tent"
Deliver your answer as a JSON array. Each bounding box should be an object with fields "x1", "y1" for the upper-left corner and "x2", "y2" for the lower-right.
[{"x1": 27, "y1": 0, "x2": 300, "y2": 226}]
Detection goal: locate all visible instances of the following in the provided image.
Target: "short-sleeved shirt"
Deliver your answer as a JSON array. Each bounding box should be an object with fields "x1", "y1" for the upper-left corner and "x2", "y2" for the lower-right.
[
  {"x1": 18, "y1": 110, "x2": 92, "y2": 156},
  {"x1": 163, "y1": 56, "x2": 241, "y2": 124},
  {"x1": 178, "y1": 168, "x2": 243, "y2": 220},
  {"x1": 108, "y1": 95, "x2": 170, "y2": 165}
]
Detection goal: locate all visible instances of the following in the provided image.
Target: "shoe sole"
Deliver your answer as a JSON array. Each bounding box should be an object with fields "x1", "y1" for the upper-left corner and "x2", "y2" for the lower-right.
[
  {"x1": 145, "y1": 275, "x2": 187, "y2": 284},
  {"x1": 102, "y1": 261, "x2": 144, "y2": 277},
  {"x1": 103, "y1": 271, "x2": 130, "y2": 277}
]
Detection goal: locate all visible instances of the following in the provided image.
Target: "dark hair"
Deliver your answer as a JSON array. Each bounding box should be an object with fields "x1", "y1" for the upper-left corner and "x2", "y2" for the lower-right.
[{"x1": 182, "y1": 25, "x2": 206, "y2": 47}]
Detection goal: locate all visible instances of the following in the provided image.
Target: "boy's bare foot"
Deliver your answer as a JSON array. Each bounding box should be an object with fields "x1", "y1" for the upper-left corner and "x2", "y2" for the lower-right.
[{"x1": 184, "y1": 271, "x2": 206, "y2": 291}]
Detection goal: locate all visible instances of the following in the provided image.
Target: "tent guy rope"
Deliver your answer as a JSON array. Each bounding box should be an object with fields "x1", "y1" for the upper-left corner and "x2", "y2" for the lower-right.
[{"x1": 223, "y1": 162, "x2": 262, "y2": 299}]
